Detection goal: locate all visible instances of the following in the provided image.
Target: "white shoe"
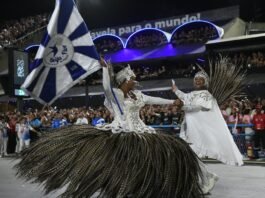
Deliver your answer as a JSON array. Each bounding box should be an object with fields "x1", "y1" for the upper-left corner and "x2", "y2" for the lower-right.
[{"x1": 202, "y1": 173, "x2": 219, "y2": 194}]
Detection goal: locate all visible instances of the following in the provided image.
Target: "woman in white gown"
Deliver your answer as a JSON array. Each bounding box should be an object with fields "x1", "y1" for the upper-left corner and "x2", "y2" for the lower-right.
[
  {"x1": 101, "y1": 62, "x2": 178, "y2": 134},
  {"x1": 172, "y1": 69, "x2": 244, "y2": 194},
  {"x1": 16, "y1": 60, "x2": 205, "y2": 198},
  {"x1": 173, "y1": 70, "x2": 243, "y2": 166}
]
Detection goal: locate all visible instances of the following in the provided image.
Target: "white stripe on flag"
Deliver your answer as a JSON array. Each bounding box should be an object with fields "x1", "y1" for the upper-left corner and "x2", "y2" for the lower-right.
[
  {"x1": 56, "y1": 66, "x2": 74, "y2": 94},
  {"x1": 63, "y1": 6, "x2": 83, "y2": 37},
  {"x1": 72, "y1": 52, "x2": 100, "y2": 71},
  {"x1": 72, "y1": 32, "x2": 94, "y2": 46},
  {"x1": 47, "y1": 0, "x2": 60, "y2": 36},
  {"x1": 22, "y1": 64, "x2": 44, "y2": 89},
  {"x1": 32, "y1": 67, "x2": 51, "y2": 97},
  {"x1": 35, "y1": 45, "x2": 46, "y2": 59}
]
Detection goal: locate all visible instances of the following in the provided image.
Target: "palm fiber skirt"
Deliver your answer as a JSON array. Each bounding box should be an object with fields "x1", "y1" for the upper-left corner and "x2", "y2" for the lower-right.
[{"x1": 15, "y1": 125, "x2": 204, "y2": 198}]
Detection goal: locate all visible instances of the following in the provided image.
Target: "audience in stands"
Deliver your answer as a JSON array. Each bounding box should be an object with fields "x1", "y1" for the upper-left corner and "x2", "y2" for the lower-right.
[
  {"x1": 95, "y1": 39, "x2": 123, "y2": 54},
  {"x1": 126, "y1": 32, "x2": 167, "y2": 48},
  {"x1": 0, "y1": 13, "x2": 49, "y2": 47},
  {"x1": 77, "y1": 63, "x2": 198, "y2": 86},
  {"x1": 252, "y1": 104, "x2": 265, "y2": 150},
  {"x1": 225, "y1": 51, "x2": 265, "y2": 71},
  {"x1": 171, "y1": 25, "x2": 218, "y2": 45},
  {"x1": 0, "y1": 95, "x2": 265, "y2": 158}
]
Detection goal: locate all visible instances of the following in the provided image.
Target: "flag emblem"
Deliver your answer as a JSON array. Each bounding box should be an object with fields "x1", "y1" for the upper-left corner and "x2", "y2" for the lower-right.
[{"x1": 44, "y1": 34, "x2": 74, "y2": 67}]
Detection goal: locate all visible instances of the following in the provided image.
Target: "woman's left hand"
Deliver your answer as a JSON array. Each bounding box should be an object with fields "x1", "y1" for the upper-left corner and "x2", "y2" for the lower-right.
[
  {"x1": 99, "y1": 57, "x2": 108, "y2": 68},
  {"x1": 172, "y1": 84, "x2": 178, "y2": 93},
  {"x1": 173, "y1": 99, "x2": 183, "y2": 107}
]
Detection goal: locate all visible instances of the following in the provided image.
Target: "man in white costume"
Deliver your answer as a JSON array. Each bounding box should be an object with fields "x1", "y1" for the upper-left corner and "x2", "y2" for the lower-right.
[
  {"x1": 0, "y1": 116, "x2": 8, "y2": 157},
  {"x1": 172, "y1": 70, "x2": 243, "y2": 193},
  {"x1": 16, "y1": 117, "x2": 34, "y2": 153}
]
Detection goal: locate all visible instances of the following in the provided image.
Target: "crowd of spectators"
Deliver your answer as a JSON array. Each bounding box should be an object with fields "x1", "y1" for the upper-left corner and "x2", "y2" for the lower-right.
[
  {"x1": 132, "y1": 63, "x2": 199, "y2": 80},
  {"x1": 0, "y1": 13, "x2": 49, "y2": 48},
  {"x1": 171, "y1": 25, "x2": 218, "y2": 45},
  {"x1": 83, "y1": 51, "x2": 265, "y2": 86},
  {"x1": 77, "y1": 63, "x2": 199, "y2": 86},
  {"x1": 219, "y1": 97, "x2": 265, "y2": 159},
  {"x1": 1, "y1": 94, "x2": 265, "y2": 158},
  {"x1": 224, "y1": 51, "x2": 265, "y2": 71},
  {"x1": 94, "y1": 39, "x2": 123, "y2": 54},
  {"x1": 0, "y1": 15, "x2": 219, "y2": 53},
  {"x1": 93, "y1": 25, "x2": 219, "y2": 52},
  {"x1": 82, "y1": 25, "x2": 219, "y2": 52},
  {"x1": 88, "y1": 59, "x2": 265, "y2": 86},
  {"x1": 126, "y1": 32, "x2": 167, "y2": 48}
]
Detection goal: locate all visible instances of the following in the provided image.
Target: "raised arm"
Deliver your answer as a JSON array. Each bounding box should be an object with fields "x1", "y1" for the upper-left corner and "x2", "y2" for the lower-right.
[
  {"x1": 172, "y1": 83, "x2": 188, "y2": 103},
  {"x1": 101, "y1": 59, "x2": 124, "y2": 117},
  {"x1": 142, "y1": 93, "x2": 174, "y2": 105},
  {"x1": 181, "y1": 105, "x2": 204, "y2": 112},
  {"x1": 101, "y1": 60, "x2": 112, "y2": 98}
]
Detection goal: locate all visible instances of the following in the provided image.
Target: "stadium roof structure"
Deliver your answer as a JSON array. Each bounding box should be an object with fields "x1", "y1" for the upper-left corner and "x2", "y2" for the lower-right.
[{"x1": 206, "y1": 32, "x2": 265, "y2": 52}]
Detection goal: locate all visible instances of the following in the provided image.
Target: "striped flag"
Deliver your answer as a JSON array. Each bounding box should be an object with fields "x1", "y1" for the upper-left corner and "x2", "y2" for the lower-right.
[{"x1": 21, "y1": 0, "x2": 101, "y2": 105}]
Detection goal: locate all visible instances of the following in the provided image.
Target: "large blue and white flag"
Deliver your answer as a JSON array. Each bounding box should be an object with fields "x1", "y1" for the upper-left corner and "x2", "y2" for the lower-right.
[{"x1": 22, "y1": 0, "x2": 101, "y2": 105}]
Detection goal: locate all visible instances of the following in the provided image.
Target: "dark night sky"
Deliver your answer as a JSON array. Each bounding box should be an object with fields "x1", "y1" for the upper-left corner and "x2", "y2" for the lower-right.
[{"x1": 1, "y1": 0, "x2": 265, "y2": 29}]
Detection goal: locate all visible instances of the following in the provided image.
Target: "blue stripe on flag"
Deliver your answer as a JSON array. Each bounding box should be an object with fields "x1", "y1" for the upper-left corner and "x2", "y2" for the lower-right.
[
  {"x1": 57, "y1": 0, "x2": 74, "y2": 34},
  {"x1": 68, "y1": 22, "x2": 88, "y2": 41},
  {"x1": 74, "y1": 46, "x2": 100, "y2": 60},
  {"x1": 27, "y1": 66, "x2": 45, "y2": 92},
  {"x1": 65, "y1": 60, "x2": 86, "y2": 81},
  {"x1": 41, "y1": 32, "x2": 51, "y2": 47},
  {"x1": 30, "y1": 59, "x2": 43, "y2": 71},
  {"x1": 39, "y1": 68, "x2": 56, "y2": 103}
]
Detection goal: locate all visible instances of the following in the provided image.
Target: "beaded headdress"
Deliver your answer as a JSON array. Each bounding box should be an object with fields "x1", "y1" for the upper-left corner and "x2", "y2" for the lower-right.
[
  {"x1": 115, "y1": 65, "x2": 136, "y2": 85},
  {"x1": 194, "y1": 70, "x2": 209, "y2": 87}
]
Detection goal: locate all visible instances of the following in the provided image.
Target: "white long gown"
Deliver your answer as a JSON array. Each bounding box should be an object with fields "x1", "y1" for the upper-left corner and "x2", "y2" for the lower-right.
[
  {"x1": 175, "y1": 89, "x2": 243, "y2": 166},
  {"x1": 102, "y1": 67, "x2": 174, "y2": 133}
]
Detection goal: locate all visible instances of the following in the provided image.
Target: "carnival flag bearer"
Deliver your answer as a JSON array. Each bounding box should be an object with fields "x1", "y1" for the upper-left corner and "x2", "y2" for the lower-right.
[
  {"x1": 15, "y1": 57, "x2": 208, "y2": 198},
  {"x1": 0, "y1": 116, "x2": 8, "y2": 157}
]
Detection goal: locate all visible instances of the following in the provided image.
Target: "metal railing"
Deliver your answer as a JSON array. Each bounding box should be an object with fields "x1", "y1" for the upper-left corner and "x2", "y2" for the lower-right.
[
  {"x1": 149, "y1": 124, "x2": 262, "y2": 158},
  {"x1": 37, "y1": 123, "x2": 264, "y2": 158}
]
